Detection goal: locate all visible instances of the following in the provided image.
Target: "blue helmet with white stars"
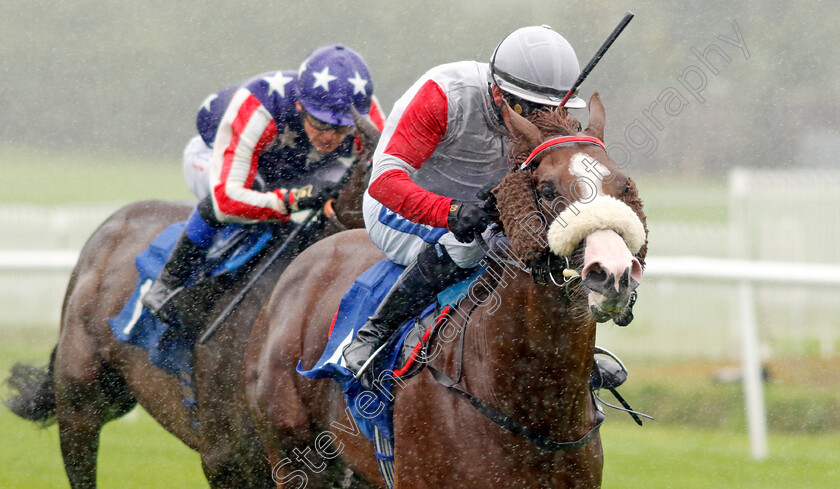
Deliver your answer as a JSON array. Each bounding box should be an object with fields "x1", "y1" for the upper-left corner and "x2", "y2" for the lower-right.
[{"x1": 296, "y1": 44, "x2": 372, "y2": 127}]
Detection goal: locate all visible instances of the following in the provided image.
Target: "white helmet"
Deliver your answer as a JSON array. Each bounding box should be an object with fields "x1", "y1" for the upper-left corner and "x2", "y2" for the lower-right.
[{"x1": 489, "y1": 25, "x2": 586, "y2": 109}]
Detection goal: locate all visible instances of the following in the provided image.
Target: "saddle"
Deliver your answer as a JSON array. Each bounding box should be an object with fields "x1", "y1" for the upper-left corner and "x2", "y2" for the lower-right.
[{"x1": 108, "y1": 220, "x2": 282, "y2": 376}]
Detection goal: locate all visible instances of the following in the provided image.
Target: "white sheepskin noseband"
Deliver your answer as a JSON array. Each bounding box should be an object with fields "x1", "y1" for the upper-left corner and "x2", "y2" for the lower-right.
[{"x1": 547, "y1": 195, "x2": 646, "y2": 256}]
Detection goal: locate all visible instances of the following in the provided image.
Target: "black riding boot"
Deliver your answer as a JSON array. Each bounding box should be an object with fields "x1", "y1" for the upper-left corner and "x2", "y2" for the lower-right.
[
  {"x1": 141, "y1": 232, "x2": 207, "y2": 325},
  {"x1": 342, "y1": 245, "x2": 475, "y2": 383}
]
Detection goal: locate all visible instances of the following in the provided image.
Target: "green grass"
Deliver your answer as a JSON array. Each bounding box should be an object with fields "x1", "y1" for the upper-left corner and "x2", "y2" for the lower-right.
[
  {"x1": 602, "y1": 422, "x2": 840, "y2": 488},
  {"x1": 0, "y1": 146, "x2": 192, "y2": 205},
  {"x1": 0, "y1": 326, "x2": 206, "y2": 488},
  {"x1": 2, "y1": 330, "x2": 838, "y2": 488},
  {"x1": 3, "y1": 394, "x2": 839, "y2": 489},
  {"x1": 1, "y1": 407, "x2": 207, "y2": 489}
]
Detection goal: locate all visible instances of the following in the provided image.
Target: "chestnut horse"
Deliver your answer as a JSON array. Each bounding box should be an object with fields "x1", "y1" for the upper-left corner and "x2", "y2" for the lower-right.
[
  {"x1": 4, "y1": 151, "x2": 372, "y2": 489},
  {"x1": 245, "y1": 93, "x2": 648, "y2": 488}
]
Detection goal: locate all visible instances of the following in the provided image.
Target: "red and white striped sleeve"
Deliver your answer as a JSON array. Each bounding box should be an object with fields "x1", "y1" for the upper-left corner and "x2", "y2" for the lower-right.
[
  {"x1": 367, "y1": 79, "x2": 452, "y2": 229},
  {"x1": 209, "y1": 88, "x2": 291, "y2": 223},
  {"x1": 369, "y1": 95, "x2": 387, "y2": 131}
]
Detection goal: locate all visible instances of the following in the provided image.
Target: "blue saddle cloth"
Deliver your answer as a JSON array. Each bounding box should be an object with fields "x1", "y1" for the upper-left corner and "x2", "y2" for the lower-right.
[
  {"x1": 296, "y1": 258, "x2": 484, "y2": 463},
  {"x1": 107, "y1": 221, "x2": 272, "y2": 377}
]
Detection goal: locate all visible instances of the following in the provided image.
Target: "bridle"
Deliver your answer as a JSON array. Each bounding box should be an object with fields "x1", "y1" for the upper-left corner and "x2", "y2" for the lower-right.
[
  {"x1": 426, "y1": 279, "x2": 604, "y2": 452},
  {"x1": 519, "y1": 135, "x2": 607, "y2": 171},
  {"x1": 322, "y1": 198, "x2": 363, "y2": 232},
  {"x1": 428, "y1": 140, "x2": 619, "y2": 451},
  {"x1": 476, "y1": 135, "x2": 608, "y2": 289},
  {"x1": 475, "y1": 234, "x2": 581, "y2": 294}
]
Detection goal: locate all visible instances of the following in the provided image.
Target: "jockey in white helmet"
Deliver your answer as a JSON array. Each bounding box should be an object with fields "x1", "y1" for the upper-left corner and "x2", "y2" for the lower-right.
[{"x1": 342, "y1": 26, "x2": 586, "y2": 382}]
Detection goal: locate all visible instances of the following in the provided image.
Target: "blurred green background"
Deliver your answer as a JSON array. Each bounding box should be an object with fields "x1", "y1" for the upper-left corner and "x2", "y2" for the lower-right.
[
  {"x1": 2, "y1": 0, "x2": 839, "y2": 488},
  {"x1": 2, "y1": 0, "x2": 837, "y2": 176}
]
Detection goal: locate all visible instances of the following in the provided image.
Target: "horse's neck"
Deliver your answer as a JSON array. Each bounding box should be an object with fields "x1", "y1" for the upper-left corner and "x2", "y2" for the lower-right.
[{"x1": 463, "y1": 269, "x2": 596, "y2": 433}]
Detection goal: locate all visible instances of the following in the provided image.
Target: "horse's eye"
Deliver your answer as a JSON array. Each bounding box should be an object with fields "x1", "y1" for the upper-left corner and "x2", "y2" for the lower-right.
[
  {"x1": 624, "y1": 180, "x2": 632, "y2": 194},
  {"x1": 539, "y1": 182, "x2": 556, "y2": 199}
]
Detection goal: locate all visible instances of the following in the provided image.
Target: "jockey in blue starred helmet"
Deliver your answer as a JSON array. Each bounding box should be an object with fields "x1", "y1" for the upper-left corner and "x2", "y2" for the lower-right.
[
  {"x1": 296, "y1": 44, "x2": 373, "y2": 127},
  {"x1": 141, "y1": 44, "x2": 385, "y2": 330}
]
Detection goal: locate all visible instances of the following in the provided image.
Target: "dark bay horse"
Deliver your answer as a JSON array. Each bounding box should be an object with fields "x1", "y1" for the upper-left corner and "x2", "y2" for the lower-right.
[
  {"x1": 3, "y1": 149, "x2": 373, "y2": 488},
  {"x1": 245, "y1": 93, "x2": 648, "y2": 488}
]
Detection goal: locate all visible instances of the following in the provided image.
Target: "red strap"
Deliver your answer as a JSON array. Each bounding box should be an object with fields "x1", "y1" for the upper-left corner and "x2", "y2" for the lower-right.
[{"x1": 520, "y1": 136, "x2": 606, "y2": 170}]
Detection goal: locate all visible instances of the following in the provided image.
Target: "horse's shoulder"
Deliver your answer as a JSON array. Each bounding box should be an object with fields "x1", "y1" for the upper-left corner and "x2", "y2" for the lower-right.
[
  {"x1": 270, "y1": 229, "x2": 381, "y2": 307},
  {"x1": 300, "y1": 228, "x2": 378, "y2": 263}
]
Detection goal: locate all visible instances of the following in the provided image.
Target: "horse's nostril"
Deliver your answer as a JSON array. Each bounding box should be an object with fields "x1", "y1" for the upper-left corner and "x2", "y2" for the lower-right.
[
  {"x1": 584, "y1": 264, "x2": 608, "y2": 286},
  {"x1": 619, "y1": 268, "x2": 630, "y2": 290}
]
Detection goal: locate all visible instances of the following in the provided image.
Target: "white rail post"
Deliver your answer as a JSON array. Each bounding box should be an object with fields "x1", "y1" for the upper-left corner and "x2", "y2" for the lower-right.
[
  {"x1": 729, "y1": 168, "x2": 768, "y2": 460},
  {"x1": 736, "y1": 281, "x2": 768, "y2": 459}
]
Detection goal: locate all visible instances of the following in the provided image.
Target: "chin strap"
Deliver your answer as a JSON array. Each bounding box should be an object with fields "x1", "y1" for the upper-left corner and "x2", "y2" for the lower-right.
[{"x1": 485, "y1": 83, "x2": 509, "y2": 135}]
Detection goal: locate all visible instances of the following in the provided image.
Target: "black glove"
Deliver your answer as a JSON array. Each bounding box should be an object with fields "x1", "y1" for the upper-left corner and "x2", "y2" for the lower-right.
[
  {"x1": 447, "y1": 200, "x2": 491, "y2": 243},
  {"x1": 291, "y1": 182, "x2": 340, "y2": 211},
  {"x1": 476, "y1": 182, "x2": 500, "y2": 220}
]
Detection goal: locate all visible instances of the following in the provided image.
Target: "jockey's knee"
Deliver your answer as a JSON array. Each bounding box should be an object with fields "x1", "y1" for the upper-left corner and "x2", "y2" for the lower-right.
[
  {"x1": 437, "y1": 233, "x2": 485, "y2": 269},
  {"x1": 197, "y1": 195, "x2": 225, "y2": 228},
  {"x1": 183, "y1": 197, "x2": 226, "y2": 248}
]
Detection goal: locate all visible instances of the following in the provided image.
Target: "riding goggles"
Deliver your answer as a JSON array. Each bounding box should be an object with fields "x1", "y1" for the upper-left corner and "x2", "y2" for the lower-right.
[{"x1": 302, "y1": 110, "x2": 356, "y2": 135}]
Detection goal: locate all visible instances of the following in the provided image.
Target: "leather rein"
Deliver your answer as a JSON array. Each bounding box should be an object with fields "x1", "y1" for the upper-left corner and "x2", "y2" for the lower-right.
[
  {"x1": 323, "y1": 198, "x2": 350, "y2": 232},
  {"x1": 426, "y1": 294, "x2": 603, "y2": 452},
  {"x1": 427, "y1": 240, "x2": 600, "y2": 452}
]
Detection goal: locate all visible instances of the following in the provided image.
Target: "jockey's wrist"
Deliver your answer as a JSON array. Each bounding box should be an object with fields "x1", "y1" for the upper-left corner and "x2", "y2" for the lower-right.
[
  {"x1": 442, "y1": 198, "x2": 455, "y2": 228},
  {"x1": 446, "y1": 199, "x2": 461, "y2": 228},
  {"x1": 272, "y1": 189, "x2": 292, "y2": 215}
]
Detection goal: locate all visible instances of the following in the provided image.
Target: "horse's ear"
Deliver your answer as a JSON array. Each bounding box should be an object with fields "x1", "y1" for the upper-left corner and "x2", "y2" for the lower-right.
[
  {"x1": 582, "y1": 91, "x2": 605, "y2": 141},
  {"x1": 351, "y1": 106, "x2": 381, "y2": 159},
  {"x1": 503, "y1": 103, "x2": 543, "y2": 150}
]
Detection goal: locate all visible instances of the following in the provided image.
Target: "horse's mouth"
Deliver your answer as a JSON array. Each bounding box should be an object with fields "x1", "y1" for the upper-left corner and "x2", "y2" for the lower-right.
[
  {"x1": 589, "y1": 303, "x2": 631, "y2": 324},
  {"x1": 587, "y1": 290, "x2": 636, "y2": 325}
]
